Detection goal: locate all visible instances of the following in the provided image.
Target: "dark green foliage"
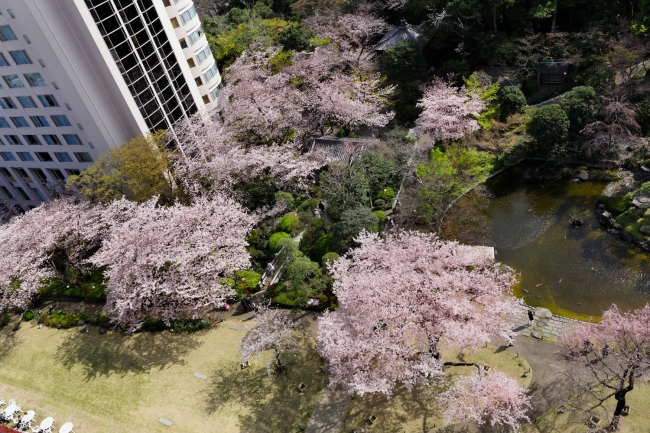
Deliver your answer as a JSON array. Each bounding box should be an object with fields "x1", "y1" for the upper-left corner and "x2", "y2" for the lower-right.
[
  {"x1": 0, "y1": 312, "x2": 10, "y2": 328},
  {"x1": 169, "y1": 318, "x2": 211, "y2": 333},
  {"x1": 320, "y1": 163, "x2": 370, "y2": 220},
  {"x1": 321, "y1": 252, "x2": 339, "y2": 267},
  {"x1": 40, "y1": 269, "x2": 107, "y2": 300},
  {"x1": 584, "y1": 66, "x2": 616, "y2": 92},
  {"x1": 528, "y1": 105, "x2": 570, "y2": 159},
  {"x1": 561, "y1": 86, "x2": 598, "y2": 134},
  {"x1": 228, "y1": 7, "x2": 248, "y2": 25},
  {"x1": 140, "y1": 318, "x2": 169, "y2": 332},
  {"x1": 373, "y1": 210, "x2": 386, "y2": 227},
  {"x1": 278, "y1": 23, "x2": 310, "y2": 51},
  {"x1": 277, "y1": 214, "x2": 301, "y2": 235},
  {"x1": 22, "y1": 311, "x2": 35, "y2": 321},
  {"x1": 269, "y1": 232, "x2": 291, "y2": 252},
  {"x1": 638, "y1": 100, "x2": 650, "y2": 136},
  {"x1": 392, "y1": 81, "x2": 424, "y2": 124},
  {"x1": 270, "y1": 283, "x2": 306, "y2": 308},
  {"x1": 285, "y1": 256, "x2": 328, "y2": 293},
  {"x1": 309, "y1": 233, "x2": 334, "y2": 263},
  {"x1": 39, "y1": 311, "x2": 107, "y2": 329},
  {"x1": 499, "y1": 86, "x2": 527, "y2": 120},
  {"x1": 382, "y1": 40, "x2": 426, "y2": 82},
  {"x1": 234, "y1": 178, "x2": 276, "y2": 211},
  {"x1": 355, "y1": 152, "x2": 403, "y2": 200},
  {"x1": 332, "y1": 207, "x2": 379, "y2": 248},
  {"x1": 298, "y1": 198, "x2": 319, "y2": 211}
]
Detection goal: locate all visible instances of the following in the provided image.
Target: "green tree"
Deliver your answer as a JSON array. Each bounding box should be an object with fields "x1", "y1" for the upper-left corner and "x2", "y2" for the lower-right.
[
  {"x1": 285, "y1": 256, "x2": 328, "y2": 294},
  {"x1": 498, "y1": 86, "x2": 526, "y2": 120},
  {"x1": 464, "y1": 71, "x2": 500, "y2": 129},
  {"x1": 528, "y1": 105, "x2": 570, "y2": 159},
  {"x1": 278, "y1": 23, "x2": 311, "y2": 51},
  {"x1": 560, "y1": 85, "x2": 597, "y2": 134},
  {"x1": 320, "y1": 162, "x2": 371, "y2": 220},
  {"x1": 382, "y1": 40, "x2": 426, "y2": 124},
  {"x1": 67, "y1": 131, "x2": 174, "y2": 204},
  {"x1": 355, "y1": 151, "x2": 403, "y2": 199},
  {"x1": 332, "y1": 207, "x2": 379, "y2": 249}
]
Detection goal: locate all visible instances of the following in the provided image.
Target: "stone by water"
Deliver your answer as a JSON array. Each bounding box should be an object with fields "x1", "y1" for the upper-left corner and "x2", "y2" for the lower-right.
[{"x1": 444, "y1": 162, "x2": 650, "y2": 319}]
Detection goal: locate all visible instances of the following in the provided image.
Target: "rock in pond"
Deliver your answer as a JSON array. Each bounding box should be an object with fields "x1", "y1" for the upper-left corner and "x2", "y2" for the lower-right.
[
  {"x1": 641, "y1": 226, "x2": 650, "y2": 236},
  {"x1": 577, "y1": 172, "x2": 589, "y2": 181}
]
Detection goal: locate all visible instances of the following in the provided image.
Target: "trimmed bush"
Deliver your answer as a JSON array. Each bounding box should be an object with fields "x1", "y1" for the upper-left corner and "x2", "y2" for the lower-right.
[
  {"x1": 376, "y1": 187, "x2": 395, "y2": 203},
  {"x1": 232, "y1": 270, "x2": 262, "y2": 298},
  {"x1": 528, "y1": 105, "x2": 570, "y2": 157},
  {"x1": 310, "y1": 233, "x2": 334, "y2": 262},
  {"x1": 321, "y1": 252, "x2": 340, "y2": 267},
  {"x1": 22, "y1": 311, "x2": 35, "y2": 321},
  {"x1": 39, "y1": 311, "x2": 107, "y2": 329},
  {"x1": 373, "y1": 210, "x2": 386, "y2": 226},
  {"x1": 298, "y1": 198, "x2": 319, "y2": 212},
  {"x1": 499, "y1": 86, "x2": 527, "y2": 120},
  {"x1": 561, "y1": 86, "x2": 597, "y2": 134},
  {"x1": 277, "y1": 214, "x2": 301, "y2": 236},
  {"x1": 269, "y1": 232, "x2": 290, "y2": 252}
]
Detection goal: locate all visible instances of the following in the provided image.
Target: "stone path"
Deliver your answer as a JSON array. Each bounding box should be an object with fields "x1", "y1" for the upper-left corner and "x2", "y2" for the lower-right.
[
  {"x1": 304, "y1": 385, "x2": 351, "y2": 433},
  {"x1": 506, "y1": 303, "x2": 577, "y2": 341}
]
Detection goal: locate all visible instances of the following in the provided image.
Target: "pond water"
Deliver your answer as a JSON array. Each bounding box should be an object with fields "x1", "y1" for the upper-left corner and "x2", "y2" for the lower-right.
[{"x1": 443, "y1": 162, "x2": 650, "y2": 320}]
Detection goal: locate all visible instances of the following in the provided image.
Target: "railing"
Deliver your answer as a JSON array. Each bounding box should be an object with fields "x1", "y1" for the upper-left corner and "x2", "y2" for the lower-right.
[{"x1": 308, "y1": 137, "x2": 378, "y2": 164}]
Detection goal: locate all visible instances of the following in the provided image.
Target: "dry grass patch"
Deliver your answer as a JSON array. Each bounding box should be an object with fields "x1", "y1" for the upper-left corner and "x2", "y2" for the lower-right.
[
  {"x1": 0, "y1": 313, "x2": 323, "y2": 433},
  {"x1": 343, "y1": 344, "x2": 532, "y2": 433}
]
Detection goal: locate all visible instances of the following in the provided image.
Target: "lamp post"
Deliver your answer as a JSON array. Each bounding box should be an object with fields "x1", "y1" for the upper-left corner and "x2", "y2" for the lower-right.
[
  {"x1": 383, "y1": 188, "x2": 387, "y2": 207},
  {"x1": 241, "y1": 277, "x2": 251, "y2": 297},
  {"x1": 311, "y1": 179, "x2": 317, "y2": 197}
]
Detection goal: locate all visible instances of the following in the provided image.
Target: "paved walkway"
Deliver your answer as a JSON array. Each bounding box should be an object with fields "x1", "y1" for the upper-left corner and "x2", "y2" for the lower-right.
[
  {"x1": 305, "y1": 386, "x2": 351, "y2": 433},
  {"x1": 506, "y1": 303, "x2": 577, "y2": 341}
]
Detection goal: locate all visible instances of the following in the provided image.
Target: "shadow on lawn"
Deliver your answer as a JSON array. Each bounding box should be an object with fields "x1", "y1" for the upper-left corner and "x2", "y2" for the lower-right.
[
  {"x1": 0, "y1": 325, "x2": 25, "y2": 363},
  {"x1": 203, "y1": 333, "x2": 325, "y2": 433},
  {"x1": 55, "y1": 329, "x2": 203, "y2": 379}
]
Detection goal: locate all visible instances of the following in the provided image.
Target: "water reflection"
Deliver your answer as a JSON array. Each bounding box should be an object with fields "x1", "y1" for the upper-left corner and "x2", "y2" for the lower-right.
[{"x1": 444, "y1": 163, "x2": 650, "y2": 318}]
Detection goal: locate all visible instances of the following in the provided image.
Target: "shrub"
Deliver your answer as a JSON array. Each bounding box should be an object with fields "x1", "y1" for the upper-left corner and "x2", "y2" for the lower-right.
[
  {"x1": 321, "y1": 252, "x2": 340, "y2": 267},
  {"x1": 310, "y1": 233, "x2": 334, "y2": 262},
  {"x1": 320, "y1": 163, "x2": 370, "y2": 220},
  {"x1": 232, "y1": 270, "x2": 262, "y2": 298},
  {"x1": 39, "y1": 311, "x2": 107, "y2": 329},
  {"x1": 561, "y1": 86, "x2": 597, "y2": 134},
  {"x1": 269, "y1": 232, "x2": 290, "y2": 252},
  {"x1": 278, "y1": 23, "x2": 310, "y2": 51},
  {"x1": 169, "y1": 318, "x2": 210, "y2": 333},
  {"x1": 333, "y1": 207, "x2": 379, "y2": 248},
  {"x1": 376, "y1": 187, "x2": 395, "y2": 203},
  {"x1": 275, "y1": 191, "x2": 295, "y2": 211},
  {"x1": 139, "y1": 319, "x2": 169, "y2": 332},
  {"x1": 528, "y1": 105, "x2": 570, "y2": 157},
  {"x1": 298, "y1": 198, "x2": 319, "y2": 212},
  {"x1": 373, "y1": 210, "x2": 386, "y2": 226},
  {"x1": 23, "y1": 311, "x2": 35, "y2": 321},
  {"x1": 499, "y1": 86, "x2": 526, "y2": 120},
  {"x1": 277, "y1": 214, "x2": 301, "y2": 236}
]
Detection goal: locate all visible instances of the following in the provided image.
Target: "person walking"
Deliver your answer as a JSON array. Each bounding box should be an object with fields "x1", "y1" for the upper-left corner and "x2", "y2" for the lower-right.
[{"x1": 527, "y1": 308, "x2": 534, "y2": 325}]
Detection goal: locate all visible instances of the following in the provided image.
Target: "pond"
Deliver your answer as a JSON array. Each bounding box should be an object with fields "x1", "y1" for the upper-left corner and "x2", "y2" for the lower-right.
[{"x1": 443, "y1": 162, "x2": 650, "y2": 320}]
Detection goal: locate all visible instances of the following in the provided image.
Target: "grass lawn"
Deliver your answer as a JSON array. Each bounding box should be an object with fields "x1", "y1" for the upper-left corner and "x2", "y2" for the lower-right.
[
  {"x1": 523, "y1": 380, "x2": 650, "y2": 433},
  {"x1": 0, "y1": 312, "x2": 324, "y2": 433},
  {"x1": 343, "y1": 344, "x2": 533, "y2": 433}
]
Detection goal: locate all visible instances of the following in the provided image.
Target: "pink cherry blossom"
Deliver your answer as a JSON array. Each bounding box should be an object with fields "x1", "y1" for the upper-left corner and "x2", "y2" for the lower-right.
[{"x1": 318, "y1": 230, "x2": 518, "y2": 397}]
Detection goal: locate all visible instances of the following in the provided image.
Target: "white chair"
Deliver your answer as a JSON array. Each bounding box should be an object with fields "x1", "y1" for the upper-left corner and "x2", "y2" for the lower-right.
[
  {"x1": 8, "y1": 398, "x2": 15, "y2": 405},
  {"x1": 59, "y1": 422, "x2": 74, "y2": 433},
  {"x1": 0, "y1": 397, "x2": 5, "y2": 406}
]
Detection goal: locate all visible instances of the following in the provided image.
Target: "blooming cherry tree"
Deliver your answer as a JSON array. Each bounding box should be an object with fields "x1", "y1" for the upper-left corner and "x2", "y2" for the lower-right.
[
  {"x1": 440, "y1": 370, "x2": 532, "y2": 430},
  {"x1": 555, "y1": 304, "x2": 650, "y2": 429},
  {"x1": 241, "y1": 303, "x2": 300, "y2": 373},
  {"x1": 91, "y1": 195, "x2": 256, "y2": 331},
  {"x1": 415, "y1": 77, "x2": 486, "y2": 142},
  {"x1": 318, "y1": 230, "x2": 518, "y2": 397}
]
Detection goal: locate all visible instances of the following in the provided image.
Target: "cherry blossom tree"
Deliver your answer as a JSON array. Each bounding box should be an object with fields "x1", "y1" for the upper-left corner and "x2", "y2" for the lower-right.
[
  {"x1": 0, "y1": 198, "x2": 105, "y2": 310},
  {"x1": 241, "y1": 303, "x2": 300, "y2": 374},
  {"x1": 415, "y1": 77, "x2": 486, "y2": 142},
  {"x1": 581, "y1": 91, "x2": 646, "y2": 158},
  {"x1": 318, "y1": 230, "x2": 518, "y2": 397},
  {"x1": 90, "y1": 195, "x2": 256, "y2": 331},
  {"x1": 440, "y1": 369, "x2": 532, "y2": 430},
  {"x1": 555, "y1": 304, "x2": 650, "y2": 430}
]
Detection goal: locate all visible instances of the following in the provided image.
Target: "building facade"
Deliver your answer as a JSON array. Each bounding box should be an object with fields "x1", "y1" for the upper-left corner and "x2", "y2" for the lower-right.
[{"x1": 0, "y1": 0, "x2": 221, "y2": 210}]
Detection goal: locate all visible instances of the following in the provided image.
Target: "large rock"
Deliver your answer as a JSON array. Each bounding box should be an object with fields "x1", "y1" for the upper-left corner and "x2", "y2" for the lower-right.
[
  {"x1": 633, "y1": 196, "x2": 650, "y2": 209},
  {"x1": 531, "y1": 331, "x2": 543, "y2": 339},
  {"x1": 597, "y1": 211, "x2": 615, "y2": 229},
  {"x1": 641, "y1": 225, "x2": 650, "y2": 236},
  {"x1": 535, "y1": 307, "x2": 553, "y2": 319},
  {"x1": 577, "y1": 172, "x2": 589, "y2": 181}
]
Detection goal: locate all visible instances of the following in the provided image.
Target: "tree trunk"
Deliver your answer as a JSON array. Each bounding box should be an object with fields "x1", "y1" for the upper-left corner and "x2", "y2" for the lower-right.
[
  {"x1": 612, "y1": 375, "x2": 634, "y2": 426},
  {"x1": 551, "y1": 0, "x2": 558, "y2": 33}
]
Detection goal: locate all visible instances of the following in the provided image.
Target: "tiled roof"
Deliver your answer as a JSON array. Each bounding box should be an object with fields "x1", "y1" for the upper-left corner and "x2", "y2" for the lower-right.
[{"x1": 375, "y1": 23, "x2": 422, "y2": 51}]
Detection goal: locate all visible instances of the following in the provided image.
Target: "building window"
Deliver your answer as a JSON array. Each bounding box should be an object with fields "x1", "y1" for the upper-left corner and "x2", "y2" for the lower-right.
[
  {"x1": 38, "y1": 95, "x2": 58, "y2": 107},
  {"x1": 203, "y1": 63, "x2": 219, "y2": 82},
  {"x1": 38, "y1": 59, "x2": 45, "y2": 68},
  {"x1": 0, "y1": 97, "x2": 16, "y2": 109},
  {"x1": 0, "y1": 118, "x2": 9, "y2": 128},
  {"x1": 35, "y1": 152, "x2": 52, "y2": 162},
  {"x1": 23, "y1": 135, "x2": 40, "y2": 145},
  {"x1": 50, "y1": 115, "x2": 71, "y2": 127},
  {"x1": 6, "y1": 9, "x2": 14, "y2": 19},
  {"x1": 179, "y1": 6, "x2": 197, "y2": 25},
  {"x1": 49, "y1": 169, "x2": 65, "y2": 181},
  {"x1": 30, "y1": 116, "x2": 49, "y2": 127},
  {"x1": 54, "y1": 152, "x2": 72, "y2": 162},
  {"x1": 9, "y1": 50, "x2": 31, "y2": 65},
  {"x1": 0, "y1": 152, "x2": 15, "y2": 161},
  {"x1": 65, "y1": 103, "x2": 71, "y2": 111},
  {"x1": 188, "y1": 26, "x2": 204, "y2": 45},
  {"x1": 0, "y1": 186, "x2": 13, "y2": 199},
  {"x1": 3, "y1": 75, "x2": 24, "y2": 88},
  {"x1": 31, "y1": 187, "x2": 46, "y2": 201},
  {"x1": 170, "y1": 17, "x2": 179, "y2": 28},
  {"x1": 0, "y1": 26, "x2": 17, "y2": 41},
  {"x1": 74, "y1": 152, "x2": 93, "y2": 163},
  {"x1": 88, "y1": 142, "x2": 94, "y2": 149},
  {"x1": 15, "y1": 187, "x2": 30, "y2": 200},
  {"x1": 52, "y1": 82, "x2": 58, "y2": 89},
  {"x1": 10, "y1": 117, "x2": 28, "y2": 127},
  {"x1": 162, "y1": 0, "x2": 171, "y2": 6},
  {"x1": 196, "y1": 46, "x2": 211, "y2": 65},
  {"x1": 15, "y1": 168, "x2": 32, "y2": 183},
  {"x1": 63, "y1": 134, "x2": 82, "y2": 145},
  {"x1": 23, "y1": 35, "x2": 31, "y2": 44},
  {"x1": 77, "y1": 123, "x2": 83, "y2": 131},
  {"x1": 43, "y1": 135, "x2": 61, "y2": 145},
  {"x1": 16, "y1": 152, "x2": 33, "y2": 162},
  {"x1": 179, "y1": 39, "x2": 188, "y2": 49},
  {"x1": 211, "y1": 86, "x2": 220, "y2": 100},
  {"x1": 0, "y1": 53, "x2": 9, "y2": 67},
  {"x1": 65, "y1": 169, "x2": 79, "y2": 177},
  {"x1": 195, "y1": 77, "x2": 202, "y2": 87},
  {"x1": 202, "y1": 95, "x2": 210, "y2": 104},
  {"x1": 187, "y1": 58, "x2": 195, "y2": 68},
  {"x1": 24, "y1": 73, "x2": 46, "y2": 87},
  {"x1": 5, "y1": 135, "x2": 20, "y2": 145},
  {"x1": 17, "y1": 96, "x2": 37, "y2": 108}
]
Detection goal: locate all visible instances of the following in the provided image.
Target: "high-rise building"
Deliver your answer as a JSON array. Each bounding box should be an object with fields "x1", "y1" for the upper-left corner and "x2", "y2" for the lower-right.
[{"x1": 0, "y1": 0, "x2": 221, "y2": 210}]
